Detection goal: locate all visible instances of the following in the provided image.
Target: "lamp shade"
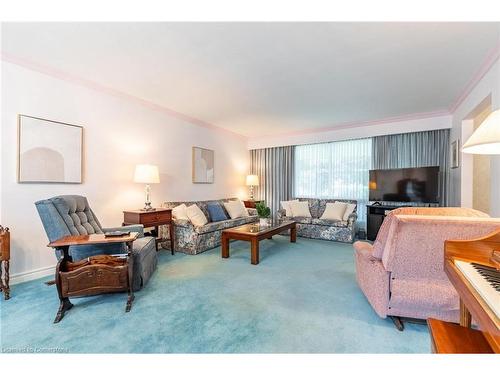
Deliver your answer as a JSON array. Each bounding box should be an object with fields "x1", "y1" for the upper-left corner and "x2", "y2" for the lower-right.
[
  {"x1": 462, "y1": 109, "x2": 500, "y2": 155},
  {"x1": 134, "y1": 164, "x2": 160, "y2": 184},
  {"x1": 246, "y1": 174, "x2": 259, "y2": 186}
]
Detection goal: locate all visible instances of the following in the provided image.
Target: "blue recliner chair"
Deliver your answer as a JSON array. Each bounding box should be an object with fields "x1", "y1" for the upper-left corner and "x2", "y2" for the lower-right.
[{"x1": 35, "y1": 195, "x2": 158, "y2": 291}]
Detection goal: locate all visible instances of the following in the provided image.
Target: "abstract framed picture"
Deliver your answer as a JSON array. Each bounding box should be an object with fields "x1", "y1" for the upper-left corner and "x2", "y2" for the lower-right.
[
  {"x1": 17, "y1": 115, "x2": 83, "y2": 183},
  {"x1": 450, "y1": 139, "x2": 460, "y2": 169},
  {"x1": 192, "y1": 146, "x2": 214, "y2": 184}
]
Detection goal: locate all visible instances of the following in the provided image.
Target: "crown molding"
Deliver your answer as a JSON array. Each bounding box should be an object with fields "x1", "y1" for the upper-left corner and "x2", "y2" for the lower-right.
[
  {"x1": 248, "y1": 109, "x2": 451, "y2": 141},
  {"x1": 449, "y1": 42, "x2": 500, "y2": 114},
  {"x1": 1, "y1": 51, "x2": 247, "y2": 140},
  {"x1": 4, "y1": 41, "x2": 497, "y2": 142}
]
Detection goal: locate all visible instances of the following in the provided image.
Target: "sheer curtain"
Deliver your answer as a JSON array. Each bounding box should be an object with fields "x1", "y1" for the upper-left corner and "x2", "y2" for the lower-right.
[{"x1": 295, "y1": 138, "x2": 372, "y2": 227}]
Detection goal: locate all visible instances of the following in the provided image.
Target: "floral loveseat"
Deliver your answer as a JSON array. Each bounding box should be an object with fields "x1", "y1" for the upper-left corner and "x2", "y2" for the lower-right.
[
  {"x1": 160, "y1": 198, "x2": 258, "y2": 254},
  {"x1": 277, "y1": 198, "x2": 358, "y2": 243}
]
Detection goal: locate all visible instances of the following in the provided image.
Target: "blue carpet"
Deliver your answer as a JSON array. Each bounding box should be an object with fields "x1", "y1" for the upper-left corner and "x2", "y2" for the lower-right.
[{"x1": 0, "y1": 237, "x2": 429, "y2": 353}]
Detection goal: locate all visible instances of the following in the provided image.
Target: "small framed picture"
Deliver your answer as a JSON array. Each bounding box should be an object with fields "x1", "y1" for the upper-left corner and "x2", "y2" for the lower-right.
[
  {"x1": 192, "y1": 147, "x2": 214, "y2": 183},
  {"x1": 451, "y1": 139, "x2": 460, "y2": 169}
]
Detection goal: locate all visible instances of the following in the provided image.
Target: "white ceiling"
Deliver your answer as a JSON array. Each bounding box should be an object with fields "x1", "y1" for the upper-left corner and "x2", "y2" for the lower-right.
[{"x1": 2, "y1": 22, "x2": 499, "y2": 137}]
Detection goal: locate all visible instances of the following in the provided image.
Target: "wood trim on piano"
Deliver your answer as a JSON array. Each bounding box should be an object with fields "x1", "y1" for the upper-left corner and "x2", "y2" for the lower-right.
[{"x1": 444, "y1": 228, "x2": 500, "y2": 353}]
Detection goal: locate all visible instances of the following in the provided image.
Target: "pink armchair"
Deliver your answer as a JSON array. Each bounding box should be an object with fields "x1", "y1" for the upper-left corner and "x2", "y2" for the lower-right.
[{"x1": 353, "y1": 207, "x2": 500, "y2": 330}]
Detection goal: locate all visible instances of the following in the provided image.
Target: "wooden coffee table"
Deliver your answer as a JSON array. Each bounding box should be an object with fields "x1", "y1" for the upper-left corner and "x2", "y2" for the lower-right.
[{"x1": 221, "y1": 220, "x2": 296, "y2": 265}]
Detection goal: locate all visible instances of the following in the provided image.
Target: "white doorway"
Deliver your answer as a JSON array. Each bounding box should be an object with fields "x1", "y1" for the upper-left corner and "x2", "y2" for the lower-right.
[{"x1": 472, "y1": 105, "x2": 492, "y2": 214}]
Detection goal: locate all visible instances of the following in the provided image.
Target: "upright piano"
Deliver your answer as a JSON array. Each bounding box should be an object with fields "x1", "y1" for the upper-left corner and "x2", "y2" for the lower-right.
[{"x1": 428, "y1": 228, "x2": 500, "y2": 353}]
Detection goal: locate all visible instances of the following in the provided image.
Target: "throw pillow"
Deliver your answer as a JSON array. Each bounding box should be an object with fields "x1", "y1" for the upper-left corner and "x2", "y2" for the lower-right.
[
  {"x1": 224, "y1": 200, "x2": 249, "y2": 219},
  {"x1": 321, "y1": 202, "x2": 347, "y2": 221},
  {"x1": 186, "y1": 204, "x2": 208, "y2": 227},
  {"x1": 342, "y1": 203, "x2": 356, "y2": 221},
  {"x1": 207, "y1": 202, "x2": 229, "y2": 222},
  {"x1": 172, "y1": 203, "x2": 189, "y2": 220},
  {"x1": 281, "y1": 199, "x2": 299, "y2": 216},
  {"x1": 289, "y1": 200, "x2": 312, "y2": 217}
]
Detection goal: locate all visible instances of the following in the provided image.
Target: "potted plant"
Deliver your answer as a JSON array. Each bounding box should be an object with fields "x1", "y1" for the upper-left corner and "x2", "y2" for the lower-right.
[{"x1": 255, "y1": 201, "x2": 271, "y2": 226}]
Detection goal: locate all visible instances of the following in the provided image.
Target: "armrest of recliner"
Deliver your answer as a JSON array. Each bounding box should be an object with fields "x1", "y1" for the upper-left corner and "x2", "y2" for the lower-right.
[
  {"x1": 103, "y1": 224, "x2": 144, "y2": 237},
  {"x1": 353, "y1": 240, "x2": 390, "y2": 318},
  {"x1": 353, "y1": 241, "x2": 377, "y2": 261}
]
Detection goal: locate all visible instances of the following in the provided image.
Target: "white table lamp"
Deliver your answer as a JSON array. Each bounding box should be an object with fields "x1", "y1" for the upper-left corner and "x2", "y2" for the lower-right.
[
  {"x1": 134, "y1": 164, "x2": 160, "y2": 211},
  {"x1": 246, "y1": 174, "x2": 259, "y2": 201},
  {"x1": 462, "y1": 109, "x2": 500, "y2": 154}
]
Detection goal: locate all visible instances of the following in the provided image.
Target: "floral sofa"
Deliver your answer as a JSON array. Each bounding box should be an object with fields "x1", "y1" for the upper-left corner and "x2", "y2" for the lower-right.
[
  {"x1": 160, "y1": 198, "x2": 258, "y2": 254},
  {"x1": 277, "y1": 198, "x2": 358, "y2": 243}
]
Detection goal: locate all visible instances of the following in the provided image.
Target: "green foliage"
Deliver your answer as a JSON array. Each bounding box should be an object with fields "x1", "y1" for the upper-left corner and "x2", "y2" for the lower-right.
[{"x1": 255, "y1": 201, "x2": 271, "y2": 218}]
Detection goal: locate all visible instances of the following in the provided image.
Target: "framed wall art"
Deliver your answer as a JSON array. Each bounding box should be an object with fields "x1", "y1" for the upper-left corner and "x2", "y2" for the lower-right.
[
  {"x1": 18, "y1": 115, "x2": 83, "y2": 183},
  {"x1": 192, "y1": 146, "x2": 214, "y2": 183}
]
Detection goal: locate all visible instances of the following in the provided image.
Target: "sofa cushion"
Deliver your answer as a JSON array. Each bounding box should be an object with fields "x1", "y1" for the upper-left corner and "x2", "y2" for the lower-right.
[
  {"x1": 186, "y1": 204, "x2": 208, "y2": 227},
  {"x1": 298, "y1": 198, "x2": 320, "y2": 218},
  {"x1": 195, "y1": 221, "x2": 227, "y2": 234},
  {"x1": 172, "y1": 204, "x2": 189, "y2": 220},
  {"x1": 195, "y1": 215, "x2": 258, "y2": 234},
  {"x1": 281, "y1": 199, "x2": 299, "y2": 216},
  {"x1": 320, "y1": 202, "x2": 346, "y2": 221},
  {"x1": 224, "y1": 200, "x2": 249, "y2": 219},
  {"x1": 311, "y1": 218, "x2": 348, "y2": 227},
  {"x1": 163, "y1": 198, "x2": 239, "y2": 221},
  {"x1": 388, "y1": 278, "x2": 459, "y2": 318},
  {"x1": 317, "y1": 199, "x2": 357, "y2": 219},
  {"x1": 343, "y1": 203, "x2": 357, "y2": 221},
  {"x1": 290, "y1": 201, "x2": 312, "y2": 217},
  {"x1": 207, "y1": 202, "x2": 229, "y2": 222}
]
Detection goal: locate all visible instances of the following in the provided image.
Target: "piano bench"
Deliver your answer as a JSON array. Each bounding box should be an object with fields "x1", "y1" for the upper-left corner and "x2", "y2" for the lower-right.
[{"x1": 428, "y1": 318, "x2": 494, "y2": 354}]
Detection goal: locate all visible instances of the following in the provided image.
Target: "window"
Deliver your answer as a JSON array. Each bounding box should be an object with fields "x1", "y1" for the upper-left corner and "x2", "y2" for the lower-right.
[{"x1": 294, "y1": 138, "x2": 372, "y2": 227}]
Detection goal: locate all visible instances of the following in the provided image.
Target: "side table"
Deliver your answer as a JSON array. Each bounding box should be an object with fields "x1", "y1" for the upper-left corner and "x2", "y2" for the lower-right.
[
  {"x1": 243, "y1": 200, "x2": 263, "y2": 209},
  {"x1": 123, "y1": 208, "x2": 175, "y2": 254},
  {"x1": 0, "y1": 225, "x2": 10, "y2": 300},
  {"x1": 48, "y1": 232, "x2": 139, "y2": 323}
]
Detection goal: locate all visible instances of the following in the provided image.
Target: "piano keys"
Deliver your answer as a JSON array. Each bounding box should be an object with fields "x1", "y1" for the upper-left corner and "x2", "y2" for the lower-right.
[{"x1": 454, "y1": 260, "x2": 500, "y2": 318}]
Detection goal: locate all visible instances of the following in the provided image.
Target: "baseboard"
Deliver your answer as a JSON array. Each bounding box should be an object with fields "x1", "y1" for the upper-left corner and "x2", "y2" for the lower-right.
[{"x1": 10, "y1": 265, "x2": 55, "y2": 285}]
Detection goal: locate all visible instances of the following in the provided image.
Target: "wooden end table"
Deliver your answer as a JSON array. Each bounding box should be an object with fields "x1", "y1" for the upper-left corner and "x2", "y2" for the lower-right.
[
  {"x1": 48, "y1": 232, "x2": 139, "y2": 323},
  {"x1": 221, "y1": 220, "x2": 296, "y2": 265},
  {"x1": 123, "y1": 208, "x2": 175, "y2": 254},
  {"x1": 0, "y1": 226, "x2": 10, "y2": 300},
  {"x1": 243, "y1": 200, "x2": 263, "y2": 209}
]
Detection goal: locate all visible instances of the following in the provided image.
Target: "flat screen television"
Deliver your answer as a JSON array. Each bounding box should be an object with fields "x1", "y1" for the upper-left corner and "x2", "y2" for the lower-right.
[{"x1": 369, "y1": 166, "x2": 440, "y2": 204}]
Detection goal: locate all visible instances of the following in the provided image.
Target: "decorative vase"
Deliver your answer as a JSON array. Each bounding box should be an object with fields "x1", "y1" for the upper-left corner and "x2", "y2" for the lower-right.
[{"x1": 259, "y1": 218, "x2": 268, "y2": 226}]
